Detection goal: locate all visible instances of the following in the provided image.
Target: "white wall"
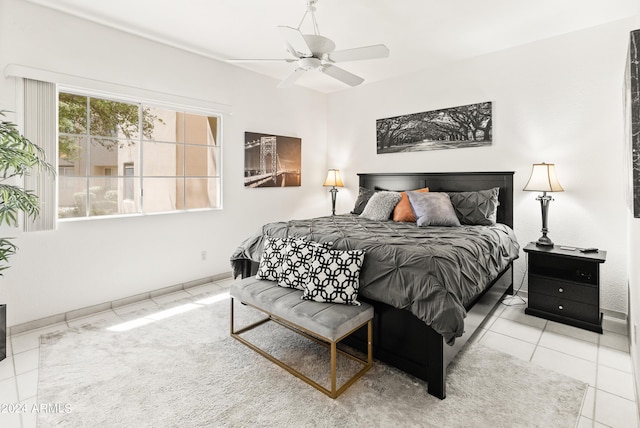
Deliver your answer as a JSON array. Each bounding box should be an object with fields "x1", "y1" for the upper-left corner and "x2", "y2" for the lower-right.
[
  {"x1": 326, "y1": 17, "x2": 638, "y2": 315},
  {"x1": 631, "y1": 217, "x2": 640, "y2": 415},
  {"x1": 0, "y1": 0, "x2": 329, "y2": 326}
]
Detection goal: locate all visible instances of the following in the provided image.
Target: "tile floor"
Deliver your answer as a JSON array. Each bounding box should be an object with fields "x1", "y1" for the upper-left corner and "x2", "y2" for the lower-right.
[
  {"x1": 476, "y1": 296, "x2": 637, "y2": 428},
  {"x1": 0, "y1": 281, "x2": 637, "y2": 428}
]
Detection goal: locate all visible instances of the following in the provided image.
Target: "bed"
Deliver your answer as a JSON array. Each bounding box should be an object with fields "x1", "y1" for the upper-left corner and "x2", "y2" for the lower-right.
[{"x1": 230, "y1": 171, "x2": 519, "y2": 399}]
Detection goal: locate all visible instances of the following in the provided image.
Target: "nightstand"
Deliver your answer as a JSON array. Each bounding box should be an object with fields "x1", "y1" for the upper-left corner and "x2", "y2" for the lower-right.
[{"x1": 523, "y1": 242, "x2": 606, "y2": 333}]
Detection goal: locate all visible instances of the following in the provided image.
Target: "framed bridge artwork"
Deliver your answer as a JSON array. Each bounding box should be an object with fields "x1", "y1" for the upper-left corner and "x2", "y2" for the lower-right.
[
  {"x1": 376, "y1": 101, "x2": 492, "y2": 154},
  {"x1": 244, "y1": 132, "x2": 302, "y2": 188}
]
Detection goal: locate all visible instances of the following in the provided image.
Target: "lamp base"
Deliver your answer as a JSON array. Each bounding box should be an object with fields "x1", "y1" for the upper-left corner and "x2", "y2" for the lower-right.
[
  {"x1": 329, "y1": 187, "x2": 338, "y2": 216},
  {"x1": 535, "y1": 235, "x2": 554, "y2": 247},
  {"x1": 535, "y1": 193, "x2": 554, "y2": 247}
]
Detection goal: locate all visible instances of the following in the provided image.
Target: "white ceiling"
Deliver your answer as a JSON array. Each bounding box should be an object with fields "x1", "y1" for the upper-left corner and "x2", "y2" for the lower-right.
[{"x1": 25, "y1": 0, "x2": 639, "y2": 93}]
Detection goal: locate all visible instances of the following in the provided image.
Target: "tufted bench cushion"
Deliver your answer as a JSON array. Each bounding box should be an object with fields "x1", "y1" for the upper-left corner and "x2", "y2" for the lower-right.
[{"x1": 229, "y1": 276, "x2": 373, "y2": 342}]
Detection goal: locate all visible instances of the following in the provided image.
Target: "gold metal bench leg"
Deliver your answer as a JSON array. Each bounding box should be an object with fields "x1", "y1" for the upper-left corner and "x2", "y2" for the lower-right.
[
  {"x1": 331, "y1": 341, "x2": 337, "y2": 398},
  {"x1": 230, "y1": 297, "x2": 373, "y2": 399}
]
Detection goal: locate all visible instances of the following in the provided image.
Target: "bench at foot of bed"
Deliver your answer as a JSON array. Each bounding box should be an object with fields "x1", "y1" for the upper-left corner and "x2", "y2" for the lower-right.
[{"x1": 229, "y1": 276, "x2": 374, "y2": 399}]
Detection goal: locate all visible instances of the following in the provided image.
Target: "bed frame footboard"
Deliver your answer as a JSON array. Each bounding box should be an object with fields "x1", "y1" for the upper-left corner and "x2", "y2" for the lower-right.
[{"x1": 346, "y1": 264, "x2": 513, "y2": 399}]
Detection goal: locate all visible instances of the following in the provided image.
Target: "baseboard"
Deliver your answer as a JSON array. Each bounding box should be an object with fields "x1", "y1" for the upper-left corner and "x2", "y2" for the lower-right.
[
  {"x1": 0, "y1": 304, "x2": 6, "y2": 361},
  {"x1": 8, "y1": 272, "x2": 233, "y2": 336},
  {"x1": 601, "y1": 308, "x2": 628, "y2": 321},
  {"x1": 628, "y1": 281, "x2": 640, "y2": 424}
]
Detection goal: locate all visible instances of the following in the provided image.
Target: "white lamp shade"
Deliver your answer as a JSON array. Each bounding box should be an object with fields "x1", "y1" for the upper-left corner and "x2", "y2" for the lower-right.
[
  {"x1": 323, "y1": 169, "x2": 344, "y2": 187},
  {"x1": 523, "y1": 163, "x2": 564, "y2": 192}
]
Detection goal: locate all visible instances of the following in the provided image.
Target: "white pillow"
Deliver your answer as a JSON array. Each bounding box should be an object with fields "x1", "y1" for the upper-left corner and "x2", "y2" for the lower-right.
[
  {"x1": 255, "y1": 235, "x2": 289, "y2": 281},
  {"x1": 278, "y1": 239, "x2": 331, "y2": 290},
  {"x1": 302, "y1": 247, "x2": 365, "y2": 306}
]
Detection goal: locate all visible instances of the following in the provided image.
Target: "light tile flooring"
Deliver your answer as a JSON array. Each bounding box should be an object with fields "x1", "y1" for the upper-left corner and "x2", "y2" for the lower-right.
[
  {"x1": 0, "y1": 282, "x2": 637, "y2": 428},
  {"x1": 476, "y1": 296, "x2": 638, "y2": 428}
]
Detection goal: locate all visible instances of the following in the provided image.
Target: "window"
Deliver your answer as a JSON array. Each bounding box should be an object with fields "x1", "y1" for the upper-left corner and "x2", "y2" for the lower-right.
[
  {"x1": 123, "y1": 163, "x2": 135, "y2": 201},
  {"x1": 58, "y1": 91, "x2": 222, "y2": 219}
]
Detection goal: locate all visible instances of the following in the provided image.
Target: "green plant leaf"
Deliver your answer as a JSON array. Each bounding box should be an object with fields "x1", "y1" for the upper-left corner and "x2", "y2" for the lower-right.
[{"x1": 0, "y1": 110, "x2": 55, "y2": 273}]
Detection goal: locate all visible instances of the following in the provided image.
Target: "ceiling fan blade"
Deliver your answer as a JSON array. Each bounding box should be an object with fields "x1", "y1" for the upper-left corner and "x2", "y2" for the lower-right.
[
  {"x1": 326, "y1": 44, "x2": 390, "y2": 63},
  {"x1": 277, "y1": 68, "x2": 306, "y2": 88},
  {"x1": 321, "y1": 65, "x2": 364, "y2": 87},
  {"x1": 227, "y1": 58, "x2": 296, "y2": 63},
  {"x1": 278, "y1": 26, "x2": 312, "y2": 57}
]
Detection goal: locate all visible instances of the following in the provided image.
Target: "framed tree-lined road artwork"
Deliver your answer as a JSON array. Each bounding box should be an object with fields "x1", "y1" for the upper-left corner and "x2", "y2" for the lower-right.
[
  {"x1": 244, "y1": 132, "x2": 301, "y2": 188},
  {"x1": 376, "y1": 102, "x2": 492, "y2": 154}
]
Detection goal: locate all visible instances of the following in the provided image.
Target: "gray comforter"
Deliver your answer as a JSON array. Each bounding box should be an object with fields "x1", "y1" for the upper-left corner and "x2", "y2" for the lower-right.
[{"x1": 230, "y1": 214, "x2": 520, "y2": 344}]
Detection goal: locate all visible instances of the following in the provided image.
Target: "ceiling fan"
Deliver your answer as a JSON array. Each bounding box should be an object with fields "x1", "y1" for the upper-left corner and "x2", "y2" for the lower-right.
[{"x1": 227, "y1": 0, "x2": 390, "y2": 88}]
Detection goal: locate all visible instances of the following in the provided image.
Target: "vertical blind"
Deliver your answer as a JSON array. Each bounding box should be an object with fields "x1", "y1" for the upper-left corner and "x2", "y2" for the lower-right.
[{"x1": 23, "y1": 78, "x2": 56, "y2": 232}]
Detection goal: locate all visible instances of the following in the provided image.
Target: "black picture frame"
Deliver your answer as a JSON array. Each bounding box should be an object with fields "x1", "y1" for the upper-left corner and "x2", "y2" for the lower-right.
[
  {"x1": 376, "y1": 101, "x2": 492, "y2": 154},
  {"x1": 244, "y1": 132, "x2": 301, "y2": 188},
  {"x1": 630, "y1": 30, "x2": 640, "y2": 218}
]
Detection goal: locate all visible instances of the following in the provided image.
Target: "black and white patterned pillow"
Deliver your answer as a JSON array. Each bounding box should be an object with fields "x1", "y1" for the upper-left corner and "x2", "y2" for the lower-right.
[
  {"x1": 255, "y1": 235, "x2": 289, "y2": 281},
  {"x1": 278, "y1": 239, "x2": 331, "y2": 290},
  {"x1": 302, "y1": 247, "x2": 365, "y2": 305}
]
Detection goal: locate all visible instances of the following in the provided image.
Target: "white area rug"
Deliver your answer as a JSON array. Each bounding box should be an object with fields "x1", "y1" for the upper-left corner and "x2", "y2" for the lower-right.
[{"x1": 37, "y1": 296, "x2": 586, "y2": 427}]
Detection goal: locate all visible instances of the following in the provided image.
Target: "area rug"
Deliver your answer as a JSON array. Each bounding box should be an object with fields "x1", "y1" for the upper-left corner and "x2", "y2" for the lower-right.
[{"x1": 37, "y1": 295, "x2": 586, "y2": 427}]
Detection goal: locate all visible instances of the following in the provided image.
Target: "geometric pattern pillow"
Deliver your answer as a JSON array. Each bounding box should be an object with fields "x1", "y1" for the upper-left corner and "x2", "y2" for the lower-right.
[
  {"x1": 278, "y1": 239, "x2": 331, "y2": 290},
  {"x1": 255, "y1": 235, "x2": 290, "y2": 281},
  {"x1": 302, "y1": 247, "x2": 365, "y2": 306},
  {"x1": 448, "y1": 187, "x2": 500, "y2": 226}
]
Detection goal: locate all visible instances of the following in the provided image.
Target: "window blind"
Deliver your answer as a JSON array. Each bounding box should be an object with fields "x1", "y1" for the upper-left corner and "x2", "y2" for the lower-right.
[{"x1": 23, "y1": 78, "x2": 57, "y2": 232}]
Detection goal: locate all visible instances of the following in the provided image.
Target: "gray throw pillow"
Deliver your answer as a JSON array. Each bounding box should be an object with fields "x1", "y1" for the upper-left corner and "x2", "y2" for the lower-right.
[
  {"x1": 406, "y1": 191, "x2": 461, "y2": 227},
  {"x1": 359, "y1": 191, "x2": 402, "y2": 221},
  {"x1": 448, "y1": 187, "x2": 500, "y2": 225},
  {"x1": 351, "y1": 187, "x2": 376, "y2": 214}
]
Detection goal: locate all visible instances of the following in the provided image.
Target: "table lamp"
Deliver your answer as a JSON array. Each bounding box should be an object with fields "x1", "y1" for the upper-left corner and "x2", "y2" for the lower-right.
[
  {"x1": 323, "y1": 169, "x2": 344, "y2": 216},
  {"x1": 523, "y1": 162, "x2": 564, "y2": 247}
]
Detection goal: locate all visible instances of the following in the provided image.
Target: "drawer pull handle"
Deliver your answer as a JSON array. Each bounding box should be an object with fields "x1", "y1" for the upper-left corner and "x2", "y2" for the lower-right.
[
  {"x1": 558, "y1": 288, "x2": 564, "y2": 293},
  {"x1": 558, "y1": 305, "x2": 564, "y2": 310},
  {"x1": 576, "y1": 270, "x2": 592, "y2": 281}
]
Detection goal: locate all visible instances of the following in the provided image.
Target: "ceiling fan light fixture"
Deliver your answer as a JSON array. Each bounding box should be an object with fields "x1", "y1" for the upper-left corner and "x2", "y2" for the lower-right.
[
  {"x1": 299, "y1": 57, "x2": 322, "y2": 70},
  {"x1": 302, "y1": 34, "x2": 335, "y2": 56}
]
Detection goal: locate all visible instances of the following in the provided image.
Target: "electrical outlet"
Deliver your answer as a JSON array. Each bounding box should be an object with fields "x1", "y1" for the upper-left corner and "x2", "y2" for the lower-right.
[{"x1": 201, "y1": 250, "x2": 207, "y2": 261}]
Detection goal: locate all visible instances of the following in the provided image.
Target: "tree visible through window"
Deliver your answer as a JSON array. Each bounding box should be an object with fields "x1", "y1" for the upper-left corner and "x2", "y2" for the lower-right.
[{"x1": 58, "y1": 91, "x2": 221, "y2": 218}]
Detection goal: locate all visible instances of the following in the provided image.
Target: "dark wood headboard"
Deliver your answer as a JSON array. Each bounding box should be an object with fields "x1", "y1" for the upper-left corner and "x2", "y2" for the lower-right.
[{"x1": 358, "y1": 172, "x2": 514, "y2": 228}]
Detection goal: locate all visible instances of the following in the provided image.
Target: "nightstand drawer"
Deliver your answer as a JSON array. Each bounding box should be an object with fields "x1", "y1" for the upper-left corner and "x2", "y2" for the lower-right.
[
  {"x1": 528, "y1": 292, "x2": 600, "y2": 324},
  {"x1": 528, "y1": 275, "x2": 598, "y2": 304}
]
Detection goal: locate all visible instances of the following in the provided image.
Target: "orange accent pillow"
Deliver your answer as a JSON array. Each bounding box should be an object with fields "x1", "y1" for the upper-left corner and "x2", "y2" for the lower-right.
[{"x1": 393, "y1": 187, "x2": 429, "y2": 222}]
